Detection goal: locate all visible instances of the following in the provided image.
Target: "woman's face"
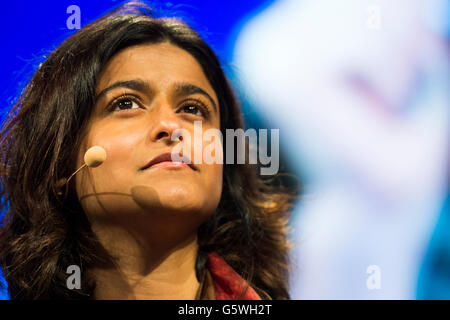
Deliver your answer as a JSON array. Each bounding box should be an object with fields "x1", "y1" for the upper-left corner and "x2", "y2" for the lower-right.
[{"x1": 75, "y1": 42, "x2": 222, "y2": 234}]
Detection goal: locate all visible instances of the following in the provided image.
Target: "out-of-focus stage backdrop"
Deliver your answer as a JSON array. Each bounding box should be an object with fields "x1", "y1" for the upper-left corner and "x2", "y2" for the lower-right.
[{"x1": 0, "y1": 0, "x2": 449, "y2": 300}]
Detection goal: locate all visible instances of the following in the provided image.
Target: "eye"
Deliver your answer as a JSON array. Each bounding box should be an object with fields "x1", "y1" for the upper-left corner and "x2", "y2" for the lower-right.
[
  {"x1": 182, "y1": 104, "x2": 202, "y2": 116},
  {"x1": 108, "y1": 95, "x2": 141, "y2": 112},
  {"x1": 179, "y1": 99, "x2": 210, "y2": 118}
]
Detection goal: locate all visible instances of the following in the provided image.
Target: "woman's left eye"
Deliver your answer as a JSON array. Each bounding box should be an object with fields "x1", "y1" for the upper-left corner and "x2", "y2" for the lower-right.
[{"x1": 180, "y1": 102, "x2": 209, "y2": 118}]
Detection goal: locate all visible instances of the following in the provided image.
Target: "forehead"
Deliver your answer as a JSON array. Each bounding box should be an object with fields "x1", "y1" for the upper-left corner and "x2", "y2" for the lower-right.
[{"x1": 96, "y1": 42, "x2": 217, "y2": 102}]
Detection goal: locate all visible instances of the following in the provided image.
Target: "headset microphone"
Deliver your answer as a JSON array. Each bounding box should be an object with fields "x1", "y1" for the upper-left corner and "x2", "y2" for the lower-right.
[{"x1": 57, "y1": 145, "x2": 107, "y2": 200}]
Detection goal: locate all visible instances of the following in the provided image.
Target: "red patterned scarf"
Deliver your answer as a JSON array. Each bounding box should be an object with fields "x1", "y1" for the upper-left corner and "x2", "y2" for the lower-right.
[{"x1": 206, "y1": 252, "x2": 262, "y2": 300}]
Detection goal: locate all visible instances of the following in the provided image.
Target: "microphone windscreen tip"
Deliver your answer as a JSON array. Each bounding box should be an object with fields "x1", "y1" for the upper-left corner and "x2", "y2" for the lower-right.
[{"x1": 84, "y1": 146, "x2": 107, "y2": 167}]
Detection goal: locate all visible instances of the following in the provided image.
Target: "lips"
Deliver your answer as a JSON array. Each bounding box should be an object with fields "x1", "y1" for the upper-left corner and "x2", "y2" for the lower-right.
[{"x1": 141, "y1": 152, "x2": 197, "y2": 171}]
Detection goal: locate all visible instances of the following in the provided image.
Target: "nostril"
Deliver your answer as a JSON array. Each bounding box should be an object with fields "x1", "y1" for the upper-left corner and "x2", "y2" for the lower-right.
[
  {"x1": 171, "y1": 132, "x2": 183, "y2": 141},
  {"x1": 157, "y1": 131, "x2": 168, "y2": 140}
]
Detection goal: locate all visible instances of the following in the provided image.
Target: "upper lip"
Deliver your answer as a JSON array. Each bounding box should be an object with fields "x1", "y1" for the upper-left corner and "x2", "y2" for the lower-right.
[{"x1": 141, "y1": 152, "x2": 197, "y2": 171}]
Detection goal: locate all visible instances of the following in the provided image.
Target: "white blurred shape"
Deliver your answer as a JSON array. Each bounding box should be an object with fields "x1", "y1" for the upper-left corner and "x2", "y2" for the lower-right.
[{"x1": 234, "y1": 0, "x2": 450, "y2": 299}]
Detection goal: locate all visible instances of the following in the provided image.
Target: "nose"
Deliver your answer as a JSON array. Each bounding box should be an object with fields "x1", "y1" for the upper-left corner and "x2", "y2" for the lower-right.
[{"x1": 148, "y1": 102, "x2": 183, "y2": 144}]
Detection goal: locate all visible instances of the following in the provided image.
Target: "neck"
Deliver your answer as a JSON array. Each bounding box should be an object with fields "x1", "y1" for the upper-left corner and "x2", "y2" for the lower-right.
[{"x1": 89, "y1": 222, "x2": 200, "y2": 300}]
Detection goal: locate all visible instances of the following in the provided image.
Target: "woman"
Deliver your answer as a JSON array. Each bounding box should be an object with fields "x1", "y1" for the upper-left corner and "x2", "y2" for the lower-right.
[{"x1": 0, "y1": 2, "x2": 297, "y2": 299}]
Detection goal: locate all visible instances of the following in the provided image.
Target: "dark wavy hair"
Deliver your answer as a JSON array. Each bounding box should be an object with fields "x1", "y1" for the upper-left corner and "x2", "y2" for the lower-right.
[{"x1": 0, "y1": 2, "x2": 298, "y2": 299}]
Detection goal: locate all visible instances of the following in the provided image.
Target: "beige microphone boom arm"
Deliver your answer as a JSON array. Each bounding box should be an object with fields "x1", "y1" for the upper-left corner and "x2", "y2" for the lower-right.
[
  {"x1": 61, "y1": 163, "x2": 87, "y2": 200},
  {"x1": 56, "y1": 145, "x2": 107, "y2": 201}
]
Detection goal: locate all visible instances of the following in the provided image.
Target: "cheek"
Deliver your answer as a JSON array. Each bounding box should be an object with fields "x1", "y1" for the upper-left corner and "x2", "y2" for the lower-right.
[
  {"x1": 75, "y1": 125, "x2": 142, "y2": 197},
  {"x1": 199, "y1": 126, "x2": 223, "y2": 210},
  {"x1": 197, "y1": 129, "x2": 223, "y2": 199},
  {"x1": 201, "y1": 163, "x2": 223, "y2": 208}
]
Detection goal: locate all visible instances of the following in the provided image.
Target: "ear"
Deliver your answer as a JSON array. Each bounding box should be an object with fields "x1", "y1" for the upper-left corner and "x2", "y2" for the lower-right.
[{"x1": 56, "y1": 178, "x2": 67, "y2": 196}]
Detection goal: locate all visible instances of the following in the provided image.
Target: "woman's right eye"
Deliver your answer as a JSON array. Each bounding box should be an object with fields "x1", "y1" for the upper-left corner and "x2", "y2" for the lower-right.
[{"x1": 109, "y1": 96, "x2": 141, "y2": 112}]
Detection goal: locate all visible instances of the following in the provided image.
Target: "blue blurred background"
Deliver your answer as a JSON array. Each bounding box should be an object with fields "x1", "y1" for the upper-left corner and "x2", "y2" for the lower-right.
[{"x1": 0, "y1": 0, "x2": 449, "y2": 300}]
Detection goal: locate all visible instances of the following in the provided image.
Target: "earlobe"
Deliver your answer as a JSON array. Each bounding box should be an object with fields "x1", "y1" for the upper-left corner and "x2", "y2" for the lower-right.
[{"x1": 56, "y1": 178, "x2": 67, "y2": 196}]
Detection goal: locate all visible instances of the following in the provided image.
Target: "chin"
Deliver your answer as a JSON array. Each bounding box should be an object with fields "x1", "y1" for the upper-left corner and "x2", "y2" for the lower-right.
[
  {"x1": 160, "y1": 187, "x2": 209, "y2": 213},
  {"x1": 130, "y1": 181, "x2": 216, "y2": 213}
]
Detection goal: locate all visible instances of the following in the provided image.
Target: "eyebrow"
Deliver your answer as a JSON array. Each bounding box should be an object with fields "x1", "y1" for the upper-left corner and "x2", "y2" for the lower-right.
[{"x1": 94, "y1": 79, "x2": 218, "y2": 112}]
